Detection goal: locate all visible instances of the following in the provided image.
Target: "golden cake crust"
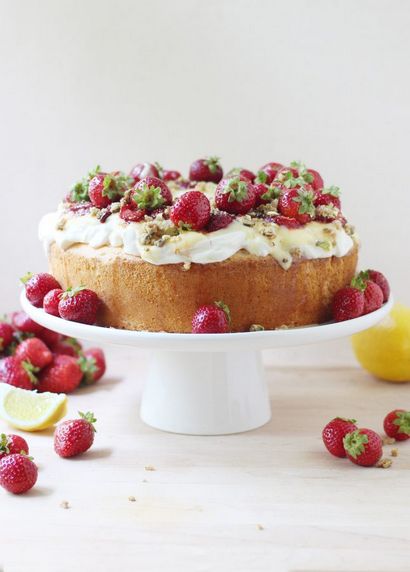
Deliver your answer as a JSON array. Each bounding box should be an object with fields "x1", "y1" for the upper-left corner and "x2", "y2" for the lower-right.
[{"x1": 48, "y1": 242, "x2": 358, "y2": 332}]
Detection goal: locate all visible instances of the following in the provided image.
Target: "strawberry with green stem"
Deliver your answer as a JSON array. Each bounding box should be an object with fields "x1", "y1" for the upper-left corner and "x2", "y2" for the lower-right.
[
  {"x1": 0, "y1": 434, "x2": 29, "y2": 459},
  {"x1": 189, "y1": 157, "x2": 223, "y2": 183},
  {"x1": 383, "y1": 409, "x2": 410, "y2": 441},
  {"x1": 0, "y1": 322, "x2": 14, "y2": 352},
  {"x1": 343, "y1": 428, "x2": 383, "y2": 467},
  {"x1": 170, "y1": 191, "x2": 211, "y2": 231},
  {"x1": 351, "y1": 271, "x2": 383, "y2": 315},
  {"x1": 0, "y1": 356, "x2": 39, "y2": 390},
  {"x1": 192, "y1": 301, "x2": 231, "y2": 334},
  {"x1": 54, "y1": 412, "x2": 97, "y2": 458},
  {"x1": 58, "y1": 286, "x2": 100, "y2": 325},
  {"x1": 88, "y1": 171, "x2": 131, "y2": 209},
  {"x1": 278, "y1": 187, "x2": 316, "y2": 224},
  {"x1": 215, "y1": 177, "x2": 256, "y2": 215},
  {"x1": 78, "y1": 348, "x2": 106, "y2": 385}
]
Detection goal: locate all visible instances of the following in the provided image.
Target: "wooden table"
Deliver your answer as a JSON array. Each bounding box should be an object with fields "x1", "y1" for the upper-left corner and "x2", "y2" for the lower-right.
[{"x1": 1, "y1": 346, "x2": 410, "y2": 572}]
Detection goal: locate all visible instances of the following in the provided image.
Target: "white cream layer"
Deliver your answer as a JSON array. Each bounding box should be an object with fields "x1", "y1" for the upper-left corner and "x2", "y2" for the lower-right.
[{"x1": 39, "y1": 206, "x2": 356, "y2": 269}]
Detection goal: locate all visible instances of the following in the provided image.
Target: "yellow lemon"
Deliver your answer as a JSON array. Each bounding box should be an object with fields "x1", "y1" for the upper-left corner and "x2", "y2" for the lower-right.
[
  {"x1": 351, "y1": 303, "x2": 410, "y2": 382},
  {"x1": 0, "y1": 385, "x2": 67, "y2": 431}
]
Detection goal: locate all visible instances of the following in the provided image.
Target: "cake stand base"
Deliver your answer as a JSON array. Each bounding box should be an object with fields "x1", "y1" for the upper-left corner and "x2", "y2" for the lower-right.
[{"x1": 141, "y1": 350, "x2": 270, "y2": 435}]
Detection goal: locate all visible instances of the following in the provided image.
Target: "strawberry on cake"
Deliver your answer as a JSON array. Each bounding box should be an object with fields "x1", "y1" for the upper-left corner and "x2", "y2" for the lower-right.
[{"x1": 39, "y1": 158, "x2": 359, "y2": 332}]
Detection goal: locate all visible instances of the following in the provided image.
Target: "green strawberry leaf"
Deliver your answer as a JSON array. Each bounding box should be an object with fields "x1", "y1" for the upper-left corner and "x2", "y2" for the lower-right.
[
  {"x1": 343, "y1": 429, "x2": 368, "y2": 459},
  {"x1": 393, "y1": 411, "x2": 410, "y2": 435}
]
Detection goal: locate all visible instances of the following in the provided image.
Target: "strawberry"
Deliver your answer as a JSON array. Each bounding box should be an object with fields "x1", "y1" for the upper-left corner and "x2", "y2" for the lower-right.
[
  {"x1": 129, "y1": 162, "x2": 159, "y2": 183},
  {"x1": 21, "y1": 272, "x2": 61, "y2": 308},
  {"x1": 52, "y1": 336, "x2": 82, "y2": 357},
  {"x1": 163, "y1": 169, "x2": 182, "y2": 181},
  {"x1": 277, "y1": 187, "x2": 315, "y2": 224},
  {"x1": 277, "y1": 162, "x2": 324, "y2": 191},
  {"x1": 306, "y1": 168, "x2": 324, "y2": 191},
  {"x1": 88, "y1": 171, "x2": 130, "y2": 208},
  {"x1": 69, "y1": 165, "x2": 101, "y2": 203},
  {"x1": 0, "y1": 357, "x2": 39, "y2": 389},
  {"x1": 119, "y1": 202, "x2": 146, "y2": 223},
  {"x1": 0, "y1": 434, "x2": 29, "y2": 459},
  {"x1": 352, "y1": 272, "x2": 383, "y2": 315},
  {"x1": 170, "y1": 191, "x2": 211, "y2": 231},
  {"x1": 322, "y1": 417, "x2": 358, "y2": 457},
  {"x1": 192, "y1": 302, "x2": 231, "y2": 334},
  {"x1": 314, "y1": 186, "x2": 341, "y2": 222},
  {"x1": 58, "y1": 287, "x2": 100, "y2": 325},
  {"x1": 11, "y1": 312, "x2": 44, "y2": 336},
  {"x1": 271, "y1": 215, "x2": 302, "y2": 229},
  {"x1": 253, "y1": 183, "x2": 282, "y2": 207},
  {"x1": 274, "y1": 165, "x2": 300, "y2": 185},
  {"x1": 0, "y1": 322, "x2": 14, "y2": 352},
  {"x1": 226, "y1": 168, "x2": 255, "y2": 183},
  {"x1": 37, "y1": 328, "x2": 62, "y2": 348},
  {"x1": 15, "y1": 338, "x2": 53, "y2": 369},
  {"x1": 205, "y1": 212, "x2": 234, "y2": 232},
  {"x1": 79, "y1": 348, "x2": 106, "y2": 384},
  {"x1": 383, "y1": 409, "x2": 410, "y2": 441},
  {"x1": 257, "y1": 162, "x2": 283, "y2": 184},
  {"x1": 189, "y1": 157, "x2": 223, "y2": 183},
  {"x1": 38, "y1": 355, "x2": 83, "y2": 393},
  {"x1": 367, "y1": 270, "x2": 390, "y2": 303},
  {"x1": 343, "y1": 428, "x2": 383, "y2": 467},
  {"x1": 132, "y1": 176, "x2": 172, "y2": 212},
  {"x1": 54, "y1": 412, "x2": 96, "y2": 458},
  {"x1": 215, "y1": 177, "x2": 255, "y2": 215},
  {"x1": 43, "y1": 288, "x2": 64, "y2": 316},
  {"x1": 0, "y1": 454, "x2": 38, "y2": 494},
  {"x1": 332, "y1": 286, "x2": 365, "y2": 322}
]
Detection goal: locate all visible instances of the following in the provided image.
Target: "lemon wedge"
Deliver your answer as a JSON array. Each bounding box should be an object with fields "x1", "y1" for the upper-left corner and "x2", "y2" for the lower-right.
[
  {"x1": 0, "y1": 385, "x2": 67, "y2": 431},
  {"x1": 351, "y1": 303, "x2": 410, "y2": 383}
]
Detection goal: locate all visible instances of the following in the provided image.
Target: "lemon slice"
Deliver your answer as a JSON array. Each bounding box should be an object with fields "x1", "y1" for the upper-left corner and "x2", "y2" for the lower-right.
[{"x1": 0, "y1": 385, "x2": 68, "y2": 431}]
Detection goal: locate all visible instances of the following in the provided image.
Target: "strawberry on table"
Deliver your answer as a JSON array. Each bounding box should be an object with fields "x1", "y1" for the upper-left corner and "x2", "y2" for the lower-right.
[
  {"x1": 322, "y1": 417, "x2": 358, "y2": 457},
  {"x1": 79, "y1": 348, "x2": 106, "y2": 384},
  {"x1": 43, "y1": 288, "x2": 64, "y2": 317},
  {"x1": 343, "y1": 428, "x2": 383, "y2": 467},
  {"x1": 0, "y1": 453, "x2": 38, "y2": 494},
  {"x1": 15, "y1": 338, "x2": 53, "y2": 369},
  {"x1": 37, "y1": 328, "x2": 62, "y2": 348},
  {"x1": 21, "y1": 272, "x2": 61, "y2": 308},
  {"x1": 52, "y1": 336, "x2": 83, "y2": 357},
  {"x1": 367, "y1": 270, "x2": 390, "y2": 303},
  {"x1": 129, "y1": 162, "x2": 160, "y2": 183},
  {"x1": 332, "y1": 286, "x2": 365, "y2": 322},
  {"x1": 0, "y1": 322, "x2": 14, "y2": 352},
  {"x1": 277, "y1": 187, "x2": 315, "y2": 224},
  {"x1": 215, "y1": 177, "x2": 256, "y2": 215},
  {"x1": 38, "y1": 355, "x2": 83, "y2": 393},
  {"x1": 11, "y1": 311, "x2": 44, "y2": 336},
  {"x1": 58, "y1": 287, "x2": 101, "y2": 325},
  {"x1": 170, "y1": 190, "x2": 211, "y2": 231},
  {"x1": 189, "y1": 157, "x2": 223, "y2": 183},
  {"x1": 54, "y1": 411, "x2": 97, "y2": 458},
  {"x1": 383, "y1": 409, "x2": 410, "y2": 441},
  {"x1": 0, "y1": 356, "x2": 39, "y2": 390},
  {"x1": 192, "y1": 302, "x2": 231, "y2": 334},
  {"x1": 0, "y1": 434, "x2": 29, "y2": 459}
]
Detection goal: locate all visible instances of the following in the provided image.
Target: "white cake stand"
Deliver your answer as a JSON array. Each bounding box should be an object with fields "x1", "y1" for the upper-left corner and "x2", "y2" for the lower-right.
[{"x1": 20, "y1": 292, "x2": 393, "y2": 436}]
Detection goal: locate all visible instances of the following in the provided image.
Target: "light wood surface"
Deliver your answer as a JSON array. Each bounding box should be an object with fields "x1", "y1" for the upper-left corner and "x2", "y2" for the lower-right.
[{"x1": 1, "y1": 346, "x2": 410, "y2": 572}]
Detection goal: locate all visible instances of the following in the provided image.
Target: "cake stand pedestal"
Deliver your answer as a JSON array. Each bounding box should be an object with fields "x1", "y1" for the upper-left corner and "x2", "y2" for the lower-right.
[{"x1": 21, "y1": 292, "x2": 392, "y2": 435}]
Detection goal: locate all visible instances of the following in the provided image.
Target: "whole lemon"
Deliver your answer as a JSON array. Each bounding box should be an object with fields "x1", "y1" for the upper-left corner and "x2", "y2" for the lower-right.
[{"x1": 351, "y1": 303, "x2": 410, "y2": 382}]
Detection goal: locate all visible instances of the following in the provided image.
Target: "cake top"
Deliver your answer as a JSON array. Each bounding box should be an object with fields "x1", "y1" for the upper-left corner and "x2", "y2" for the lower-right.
[{"x1": 39, "y1": 158, "x2": 357, "y2": 268}]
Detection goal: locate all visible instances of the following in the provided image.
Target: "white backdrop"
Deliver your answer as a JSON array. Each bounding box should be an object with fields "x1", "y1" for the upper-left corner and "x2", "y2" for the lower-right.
[{"x1": 1, "y1": 0, "x2": 409, "y2": 364}]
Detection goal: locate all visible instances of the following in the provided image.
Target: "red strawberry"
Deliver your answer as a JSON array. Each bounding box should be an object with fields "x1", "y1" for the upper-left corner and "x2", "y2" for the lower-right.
[
  {"x1": 278, "y1": 188, "x2": 315, "y2": 224},
  {"x1": 11, "y1": 312, "x2": 44, "y2": 336},
  {"x1": 352, "y1": 271, "x2": 383, "y2": 314},
  {"x1": 332, "y1": 286, "x2": 365, "y2": 322},
  {"x1": 0, "y1": 434, "x2": 29, "y2": 459},
  {"x1": 119, "y1": 202, "x2": 146, "y2": 223},
  {"x1": 0, "y1": 357, "x2": 39, "y2": 390},
  {"x1": 322, "y1": 417, "x2": 358, "y2": 457},
  {"x1": 37, "y1": 328, "x2": 62, "y2": 348},
  {"x1": 79, "y1": 348, "x2": 106, "y2": 384},
  {"x1": 257, "y1": 162, "x2": 283, "y2": 184},
  {"x1": 271, "y1": 215, "x2": 302, "y2": 229},
  {"x1": 54, "y1": 411, "x2": 96, "y2": 458},
  {"x1": 38, "y1": 354, "x2": 83, "y2": 393},
  {"x1": 52, "y1": 337, "x2": 82, "y2": 357},
  {"x1": 367, "y1": 270, "x2": 390, "y2": 303},
  {"x1": 0, "y1": 454, "x2": 38, "y2": 494},
  {"x1": 274, "y1": 166, "x2": 300, "y2": 185},
  {"x1": 132, "y1": 176, "x2": 172, "y2": 212},
  {"x1": 226, "y1": 168, "x2": 255, "y2": 183},
  {"x1": 192, "y1": 302, "x2": 231, "y2": 334},
  {"x1": 215, "y1": 177, "x2": 255, "y2": 215},
  {"x1": 58, "y1": 287, "x2": 100, "y2": 325},
  {"x1": 15, "y1": 338, "x2": 53, "y2": 369},
  {"x1": 21, "y1": 272, "x2": 61, "y2": 308},
  {"x1": 314, "y1": 186, "x2": 341, "y2": 222},
  {"x1": 43, "y1": 288, "x2": 64, "y2": 316},
  {"x1": 163, "y1": 169, "x2": 182, "y2": 181},
  {"x1": 129, "y1": 162, "x2": 159, "y2": 183},
  {"x1": 253, "y1": 183, "x2": 282, "y2": 207},
  {"x1": 383, "y1": 409, "x2": 410, "y2": 441},
  {"x1": 0, "y1": 322, "x2": 14, "y2": 352},
  {"x1": 88, "y1": 171, "x2": 129, "y2": 208},
  {"x1": 189, "y1": 157, "x2": 223, "y2": 183},
  {"x1": 205, "y1": 212, "x2": 234, "y2": 232},
  {"x1": 343, "y1": 428, "x2": 383, "y2": 467},
  {"x1": 170, "y1": 191, "x2": 211, "y2": 231},
  {"x1": 306, "y1": 168, "x2": 324, "y2": 191}
]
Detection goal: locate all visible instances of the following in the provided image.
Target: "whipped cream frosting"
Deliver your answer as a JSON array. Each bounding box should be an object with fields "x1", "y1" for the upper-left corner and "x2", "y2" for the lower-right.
[{"x1": 39, "y1": 189, "x2": 357, "y2": 270}]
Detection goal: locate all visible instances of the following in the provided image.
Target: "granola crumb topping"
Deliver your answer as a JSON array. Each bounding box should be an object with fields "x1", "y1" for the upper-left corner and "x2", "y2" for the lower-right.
[
  {"x1": 376, "y1": 458, "x2": 392, "y2": 469},
  {"x1": 391, "y1": 448, "x2": 399, "y2": 457},
  {"x1": 249, "y1": 324, "x2": 265, "y2": 332}
]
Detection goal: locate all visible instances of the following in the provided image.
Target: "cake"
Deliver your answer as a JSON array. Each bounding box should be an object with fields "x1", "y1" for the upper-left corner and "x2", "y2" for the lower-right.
[{"x1": 39, "y1": 159, "x2": 359, "y2": 332}]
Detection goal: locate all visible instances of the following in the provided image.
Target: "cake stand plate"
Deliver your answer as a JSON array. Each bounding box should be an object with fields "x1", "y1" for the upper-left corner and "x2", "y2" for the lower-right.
[{"x1": 20, "y1": 292, "x2": 393, "y2": 436}]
